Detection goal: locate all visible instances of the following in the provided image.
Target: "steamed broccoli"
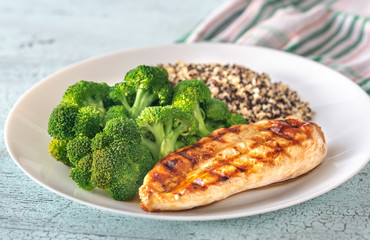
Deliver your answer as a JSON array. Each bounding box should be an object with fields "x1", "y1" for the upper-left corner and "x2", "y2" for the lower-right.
[
  {"x1": 172, "y1": 80, "x2": 249, "y2": 136},
  {"x1": 227, "y1": 113, "x2": 248, "y2": 127},
  {"x1": 48, "y1": 138, "x2": 73, "y2": 166},
  {"x1": 61, "y1": 80, "x2": 113, "y2": 113},
  {"x1": 47, "y1": 104, "x2": 78, "y2": 166},
  {"x1": 66, "y1": 134, "x2": 94, "y2": 190},
  {"x1": 48, "y1": 104, "x2": 79, "y2": 139},
  {"x1": 172, "y1": 79, "x2": 212, "y2": 137},
  {"x1": 178, "y1": 134, "x2": 200, "y2": 147},
  {"x1": 110, "y1": 65, "x2": 173, "y2": 119},
  {"x1": 137, "y1": 106, "x2": 198, "y2": 162},
  {"x1": 47, "y1": 81, "x2": 110, "y2": 167},
  {"x1": 204, "y1": 98, "x2": 231, "y2": 122},
  {"x1": 66, "y1": 136, "x2": 92, "y2": 166},
  {"x1": 47, "y1": 66, "x2": 250, "y2": 202},
  {"x1": 90, "y1": 118, "x2": 156, "y2": 200},
  {"x1": 48, "y1": 102, "x2": 104, "y2": 168},
  {"x1": 204, "y1": 98, "x2": 247, "y2": 128},
  {"x1": 104, "y1": 105, "x2": 129, "y2": 124},
  {"x1": 73, "y1": 106, "x2": 103, "y2": 138},
  {"x1": 204, "y1": 98, "x2": 231, "y2": 130},
  {"x1": 70, "y1": 154, "x2": 94, "y2": 190},
  {"x1": 48, "y1": 104, "x2": 104, "y2": 140}
]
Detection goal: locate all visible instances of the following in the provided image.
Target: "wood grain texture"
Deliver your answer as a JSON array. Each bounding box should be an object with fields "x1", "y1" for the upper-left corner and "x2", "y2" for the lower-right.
[{"x1": 0, "y1": 0, "x2": 369, "y2": 239}]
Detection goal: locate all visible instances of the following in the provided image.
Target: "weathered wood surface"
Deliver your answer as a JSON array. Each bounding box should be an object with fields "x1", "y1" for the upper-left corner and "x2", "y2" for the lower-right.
[{"x1": 0, "y1": 0, "x2": 369, "y2": 239}]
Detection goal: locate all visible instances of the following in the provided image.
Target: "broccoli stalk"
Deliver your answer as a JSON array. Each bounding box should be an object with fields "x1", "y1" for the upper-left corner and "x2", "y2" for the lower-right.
[
  {"x1": 110, "y1": 65, "x2": 173, "y2": 119},
  {"x1": 193, "y1": 104, "x2": 211, "y2": 137},
  {"x1": 131, "y1": 88, "x2": 159, "y2": 116},
  {"x1": 137, "y1": 106, "x2": 198, "y2": 162},
  {"x1": 142, "y1": 121, "x2": 184, "y2": 160}
]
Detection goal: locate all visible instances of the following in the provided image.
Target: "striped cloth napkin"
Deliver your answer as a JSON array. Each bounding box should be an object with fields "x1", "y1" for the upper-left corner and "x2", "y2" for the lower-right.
[{"x1": 179, "y1": 0, "x2": 370, "y2": 95}]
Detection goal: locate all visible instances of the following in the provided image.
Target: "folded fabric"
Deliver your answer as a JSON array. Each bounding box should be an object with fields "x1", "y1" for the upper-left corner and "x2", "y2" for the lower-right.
[{"x1": 179, "y1": 0, "x2": 370, "y2": 95}]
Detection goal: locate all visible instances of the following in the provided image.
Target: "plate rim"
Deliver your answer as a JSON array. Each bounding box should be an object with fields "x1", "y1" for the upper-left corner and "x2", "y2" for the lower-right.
[{"x1": 4, "y1": 42, "x2": 370, "y2": 221}]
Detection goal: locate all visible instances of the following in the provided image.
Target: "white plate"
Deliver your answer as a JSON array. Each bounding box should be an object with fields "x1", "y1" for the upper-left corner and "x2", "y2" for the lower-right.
[{"x1": 5, "y1": 43, "x2": 370, "y2": 221}]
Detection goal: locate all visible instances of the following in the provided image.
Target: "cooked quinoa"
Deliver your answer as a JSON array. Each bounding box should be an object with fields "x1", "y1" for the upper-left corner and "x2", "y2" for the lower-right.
[{"x1": 158, "y1": 61, "x2": 313, "y2": 123}]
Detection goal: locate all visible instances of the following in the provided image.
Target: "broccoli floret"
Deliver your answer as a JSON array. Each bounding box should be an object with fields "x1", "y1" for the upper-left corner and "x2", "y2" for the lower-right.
[
  {"x1": 109, "y1": 82, "x2": 135, "y2": 111},
  {"x1": 48, "y1": 138, "x2": 73, "y2": 167},
  {"x1": 48, "y1": 82, "x2": 110, "y2": 166},
  {"x1": 48, "y1": 104, "x2": 79, "y2": 139},
  {"x1": 73, "y1": 106, "x2": 103, "y2": 138},
  {"x1": 90, "y1": 118, "x2": 155, "y2": 200},
  {"x1": 66, "y1": 136, "x2": 92, "y2": 166},
  {"x1": 203, "y1": 98, "x2": 232, "y2": 130},
  {"x1": 204, "y1": 98, "x2": 231, "y2": 122},
  {"x1": 179, "y1": 134, "x2": 200, "y2": 147},
  {"x1": 66, "y1": 136, "x2": 95, "y2": 190},
  {"x1": 108, "y1": 176, "x2": 140, "y2": 201},
  {"x1": 104, "y1": 105, "x2": 129, "y2": 124},
  {"x1": 137, "y1": 106, "x2": 198, "y2": 162},
  {"x1": 172, "y1": 79, "x2": 212, "y2": 137},
  {"x1": 48, "y1": 102, "x2": 104, "y2": 168},
  {"x1": 91, "y1": 132, "x2": 112, "y2": 151},
  {"x1": 62, "y1": 80, "x2": 113, "y2": 113},
  {"x1": 48, "y1": 104, "x2": 104, "y2": 141},
  {"x1": 70, "y1": 154, "x2": 95, "y2": 190},
  {"x1": 110, "y1": 65, "x2": 173, "y2": 119},
  {"x1": 125, "y1": 65, "x2": 172, "y2": 106},
  {"x1": 48, "y1": 67, "x2": 249, "y2": 202},
  {"x1": 103, "y1": 118, "x2": 141, "y2": 144},
  {"x1": 227, "y1": 113, "x2": 248, "y2": 127}
]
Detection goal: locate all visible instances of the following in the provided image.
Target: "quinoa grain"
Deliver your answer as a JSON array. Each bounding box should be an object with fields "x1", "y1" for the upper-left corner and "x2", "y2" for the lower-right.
[{"x1": 158, "y1": 61, "x2": 313, "y2": 123}]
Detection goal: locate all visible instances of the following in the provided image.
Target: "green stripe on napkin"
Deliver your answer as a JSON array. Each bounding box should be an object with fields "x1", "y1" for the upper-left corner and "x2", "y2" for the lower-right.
[{"x1": 179, "y1": 0, "x2": 370, "y2": 95}]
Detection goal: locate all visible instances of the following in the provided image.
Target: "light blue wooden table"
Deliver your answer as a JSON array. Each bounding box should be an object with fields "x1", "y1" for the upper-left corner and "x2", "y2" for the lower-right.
[{"x1": 1, "y1": 1, "x2": 369, "y2": 239}]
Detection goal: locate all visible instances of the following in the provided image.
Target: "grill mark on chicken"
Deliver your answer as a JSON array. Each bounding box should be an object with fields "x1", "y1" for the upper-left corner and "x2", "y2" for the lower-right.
[
  {"x1": 211, "y1": 169, "x2": 231, "y2": 180},
  {"x1": 139, "y1": 117, "x2": 327, "y2": 212},
  {"x1": 178, "y1": 150, "x2": 197, "y2": 163},
  {"x1": 162, "y1": 119, "x2": 310, "y2": 191},
  {"x1": 151, "y1": 172, "x2": 166, "y2": 184},
  {"x1": 162, "y1": 159, "x2": 179, "y2": 172},
  {"x1": 167, "y1": 153, "x2": 255, "y2": 195},
  {"x1": 209, "y1": 125, "x2": 240, "y2": 140},
  {"x1": 234, "y1": 165, "x2": 247, "y2": 172},
  {"x1": 221, "y1": 176, "x2": 230, "y2": 181},
  {"x1": 268, "y1": 126, "x2": 295, "y2": 141},
  {"x1": 213, "y1": 135, "x2": 226, "y2": 143},
  {"x1": 265, "y1": 118, "x2": 313, "y2": 144},
  {"x1": 161, "y1": 123, "x2": 299, "y2": 192},
  {"x1": 229, "y1": 125, "x2": 241, "y2": 133}
]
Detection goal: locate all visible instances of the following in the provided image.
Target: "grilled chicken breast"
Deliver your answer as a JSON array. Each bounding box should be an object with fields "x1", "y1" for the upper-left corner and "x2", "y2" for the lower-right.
[{"x1": 139, "y1": 117, "x2": 327, "y2": 212}]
